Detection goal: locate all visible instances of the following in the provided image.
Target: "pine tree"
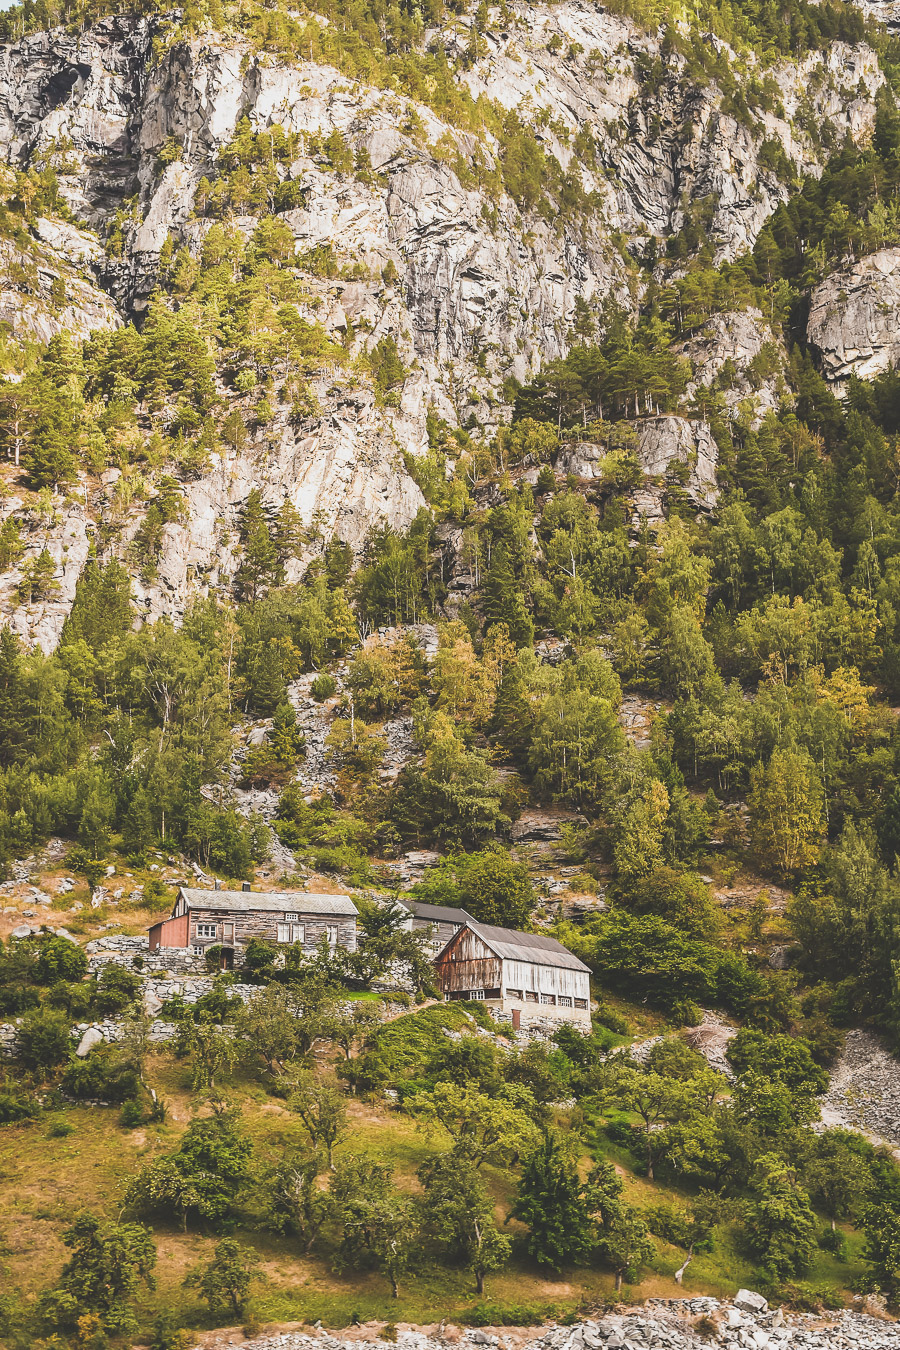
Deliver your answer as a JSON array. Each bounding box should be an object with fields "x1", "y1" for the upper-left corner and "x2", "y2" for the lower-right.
[
  {"x1": 121, "y1": 785, "x2": 156, "y2": 858},
  {"x1": 510, "y1": 1134, "x2": 595, "y2": 1271},
  {"x1": 0, "y1": 626, "x2": 25, "y2": 767},
  {"x1": 482, "y1": 542, "x2": 534, "y2": 647},
  {"x1": 490, "y1": 663, "x2": 535, "y2": 760},
  {"x1": 237, "y1": 490, "x2": 281, "y2": 602},
  {"x1": 326, "y1": 589, "x2": 358, "y2": 655},
  {"x1": 275, "y1": 501, "x2": 306, "y2": 561}
]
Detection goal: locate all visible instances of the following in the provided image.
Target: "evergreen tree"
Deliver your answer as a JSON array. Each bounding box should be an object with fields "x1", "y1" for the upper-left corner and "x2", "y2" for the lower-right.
[
  {"x1": 482, "y1": 541, "x2": 533, "y2": 647},
  {"x1": 237, "y1": 489, "x2": 281, "y2": 602},
  {"x1": 0, "y1": 626, "x2": 26, "y2": 766},
  {"x1": 510, "y1": 1134, "x2": 596, "y2": 1271}
]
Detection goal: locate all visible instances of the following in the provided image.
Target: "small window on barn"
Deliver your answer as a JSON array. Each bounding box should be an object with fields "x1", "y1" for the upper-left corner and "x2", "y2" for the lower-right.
[
  {"x1": 507, "y1": 989, "x2": 522, "y2": 1001},
  {"x1": 276, "y1": 923, "x2": 291, "y2": 943},
  {"x1": 525, "y1": 991, "x2": 539, "y2": 1003},
  {"x1": 284, "y1": 911, "x2": 299, "y2": 921},
  {"x1": 558, "y1": 996, "x2": 573, "y2": 1008},
  {"x1": 326, "y1": 925, "x2": 338, "y2": 944},
  {"x1": 540, "y1": 993, "x2": 556, "y2": 1005},
  {"x1": 196, "y1": 923, "x2": 217, "y2": 939},
  {"x1": 192, "y1": 945, "x2": 204, "y2": 956},
  {"x1": 574, "y1": 998, "x2": 588, "y2": 1010},
  {"x1": 469, "y1": 989, "x2": 486, "y2": 1000}
]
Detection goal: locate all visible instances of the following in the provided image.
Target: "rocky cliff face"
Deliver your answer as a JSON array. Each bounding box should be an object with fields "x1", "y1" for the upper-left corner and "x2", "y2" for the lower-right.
[
  {"x1": 676, "y1": 309, "x2": 788, "y2": 425},
  {"x1": 807, "y1": 247, "x2": 900, "y2": 385},
  {"x1": 453, "y1": 9, "x2": 884, "y2": 260},
  {"x1": 558, "y1": 415, "x2": 719, "y2": 524},
  {"x1": 0, "y1": 5, "x2": 890, "y2": 644}
]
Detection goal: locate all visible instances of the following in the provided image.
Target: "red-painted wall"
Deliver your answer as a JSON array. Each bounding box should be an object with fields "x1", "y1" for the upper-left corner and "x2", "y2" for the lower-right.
[{"x1": 149, "y1": 912, "x2": 189, "y2": 950}]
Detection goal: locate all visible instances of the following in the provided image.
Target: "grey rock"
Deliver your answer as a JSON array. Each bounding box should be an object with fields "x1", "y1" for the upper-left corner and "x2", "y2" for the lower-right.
[
  {"x1": 735, "y1": 1291, "x2": 770, "y2": 1315},
  {"x1": 558, "y1": 416, "x2": 718, "y2": 521},
  {"x1": 510, "y1": 807, "x2": 586, "y2": 843},
  {"x1": 75, "y1": 1026, "x2": 104, "y2": 1057},
  {"x1": 819, "y1": 1027, "x2": 900, "y2": 1145},
  {"x1": 808, "y1": 248, "x2": 900, "y2": 385}
]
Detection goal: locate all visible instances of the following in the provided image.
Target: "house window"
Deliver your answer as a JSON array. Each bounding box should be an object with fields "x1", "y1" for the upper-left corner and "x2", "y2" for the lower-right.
[
  {"x1": 291, "y1": 923, "x2": 305, "y2": 944},
  {"x1": 196, "y1": 923, "x2": 217, "y2": 939},
  {"x1": 192, "y1": 945, "x2": 204, "y2": 956},
  {"x1": 540, "y1": 993, "x2": 556, "y2": 1005},
  {"x1": 326, "y1": 925, "x2": 338, "y2": 944},
  {"x1": 222, "y1": 922, "x2": 234, "y2": 943},
  {"x1": 574, "y1": 998, "x2": 588, "y2": 1010},
  {"x1": 558, "y1": 996, "x2": 573, "y2": 1008},
  {"x1": 276, "y1": 923, "x2": 291, "y2": 943},
  {"x1": 284, "y1": 911, "x2": 299, "y2": 921}
]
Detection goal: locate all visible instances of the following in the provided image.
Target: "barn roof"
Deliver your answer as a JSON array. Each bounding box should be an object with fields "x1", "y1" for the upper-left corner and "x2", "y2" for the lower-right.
[
  {"x1": 177, "y1": 887, "x2": 357, "y2": 917},
  {"x1": 443, "y1": 920, "x2": 591, "y2": 973},
  {"x1": 397, "y1": 898, "x2": 475, "y2": 926}
]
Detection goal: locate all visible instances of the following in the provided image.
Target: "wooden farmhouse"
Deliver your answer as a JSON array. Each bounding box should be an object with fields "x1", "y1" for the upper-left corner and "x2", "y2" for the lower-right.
[
  {"x1": 433, "y1": 920, "x2": 592, "y2": 1028},
  {"x1": 396, "y1": 898, "x2": 474, "y2": 953},
  {"x1": 148, "y1": 885, "x2": 358, "y2": 968}
]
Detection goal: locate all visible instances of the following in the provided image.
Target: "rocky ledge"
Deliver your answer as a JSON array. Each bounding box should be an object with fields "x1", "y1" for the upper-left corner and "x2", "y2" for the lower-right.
[
  {"x1": 193, "y1": 1299, "x2": 898, "y2": 1350},
  {"x1": 807, "y1": 248, "x2": 900, "y2": 385}
]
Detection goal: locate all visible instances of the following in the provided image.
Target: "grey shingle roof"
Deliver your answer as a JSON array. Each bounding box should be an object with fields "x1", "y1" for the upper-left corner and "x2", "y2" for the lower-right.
[
  {"x1": 178, "y1": 887, "x2": 357, "y2": 917},
  {"x1": 398, "y1": 898, "x2": 475, "y2": 926},
  {"x1": 462, "y1": 920, "x2": 591, "y2": 973}
]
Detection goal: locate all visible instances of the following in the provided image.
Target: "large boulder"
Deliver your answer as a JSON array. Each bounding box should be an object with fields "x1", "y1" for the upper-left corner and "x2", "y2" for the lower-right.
[
  {"x1": 75, "y1": 1026, "x2": 104, "y2": 1057},
  {"x1": 807, "y1": 247, "x2": 900, "y2": 384}
]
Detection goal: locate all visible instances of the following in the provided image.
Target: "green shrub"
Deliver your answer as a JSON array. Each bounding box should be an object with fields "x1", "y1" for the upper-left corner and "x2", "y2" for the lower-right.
[
  {"x1": 242, "y1": 937, "x2": 277, "y2": 979},
  {"x1": 94, "y1": 964, "x2": 140, "y2": 1016},
  {"x1": 0, "y1": 984, "x2": 40, "y2": 1015},
  {"x1": 464, "y1": 1302, "x2": 571, "y2": 1326},
  {"x1": 311, "y1": 672, "x2": 337, "y2": 701},
  {"x1": 818, "y1": 1226, "x2": 847, "y2": 1261},
  {"x1": 61, "y1": 1050, "x2": 140, "y2": 1103},
  {"x1": 47, "y1": 979, "x2": 94, "y2": 1018},
  {"x1": 46, "y1": 1114, "x2": 76, "y2": 1137},
  {"x1": 120, "y1": 1099, "x2": 144, "y2": 1129},
  {"x1": 0, "y1": 1090, "x2": 39, "y2": 1124},
  {"x1": 16, "y1": 1006, "x2": 73, "y2": 1073},
  {"x1": 30, "y1": 934, "x2": 88, "y2": 984}
]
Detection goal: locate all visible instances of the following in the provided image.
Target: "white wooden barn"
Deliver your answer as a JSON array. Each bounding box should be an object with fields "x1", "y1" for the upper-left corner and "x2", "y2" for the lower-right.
[{"x1": 433, "y1": 920, "x2": 592, "y2": 1028}]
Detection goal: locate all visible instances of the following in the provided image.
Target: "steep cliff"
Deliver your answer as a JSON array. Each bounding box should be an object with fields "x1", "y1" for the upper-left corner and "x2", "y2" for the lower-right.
[
  {"x1": 0, "y1": 3, "x2": 892, "y2": 644},
  {"x1": 807, "y1": 247, "x2": 900, "y2": 385}
]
